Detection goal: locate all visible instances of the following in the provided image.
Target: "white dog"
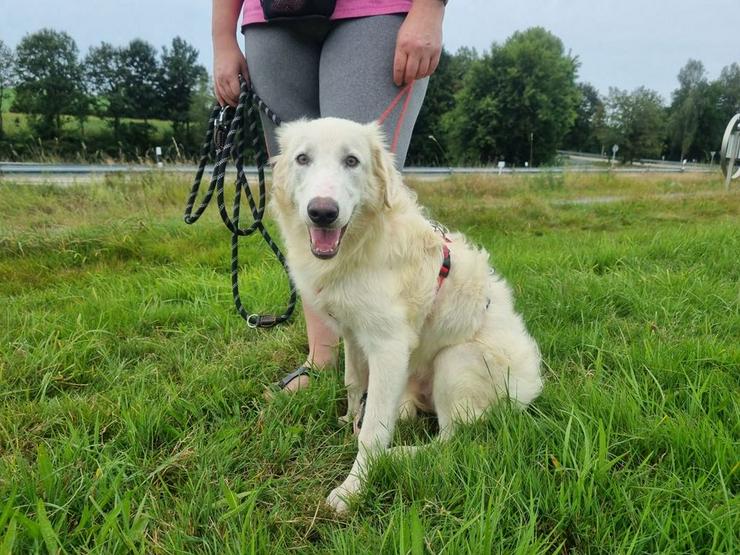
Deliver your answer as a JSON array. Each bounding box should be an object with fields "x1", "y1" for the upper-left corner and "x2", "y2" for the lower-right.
[{"x1": 271, "y1": 118, "x2": 543, "y2": 513}]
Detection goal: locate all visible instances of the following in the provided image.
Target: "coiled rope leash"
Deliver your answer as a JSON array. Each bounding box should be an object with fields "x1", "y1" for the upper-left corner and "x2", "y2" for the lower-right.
[{"x1": 184, "y1": 78, "x2": 296, "y2": 328}]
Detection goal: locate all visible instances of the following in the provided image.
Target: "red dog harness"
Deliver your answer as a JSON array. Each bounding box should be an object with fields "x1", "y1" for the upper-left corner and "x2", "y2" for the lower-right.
[{"x1": 437, "y1": 239, "x2": 452, "y2": 290}]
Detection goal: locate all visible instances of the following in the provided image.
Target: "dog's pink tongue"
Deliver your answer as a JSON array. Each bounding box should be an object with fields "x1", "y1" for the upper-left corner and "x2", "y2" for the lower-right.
[{"x1": 309, "y1": 227, "x2": 342, "y2": 252}]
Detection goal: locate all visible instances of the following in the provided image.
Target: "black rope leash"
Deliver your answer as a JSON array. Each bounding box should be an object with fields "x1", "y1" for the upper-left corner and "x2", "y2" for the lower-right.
[{"x1": 184, "y1": 78, "x2": 296, "y2": 328}]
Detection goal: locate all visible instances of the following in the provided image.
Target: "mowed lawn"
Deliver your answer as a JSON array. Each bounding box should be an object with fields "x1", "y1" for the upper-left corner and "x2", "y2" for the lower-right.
[{"x1": 0, "y1": 172, "x2": 737, "y2": 553}]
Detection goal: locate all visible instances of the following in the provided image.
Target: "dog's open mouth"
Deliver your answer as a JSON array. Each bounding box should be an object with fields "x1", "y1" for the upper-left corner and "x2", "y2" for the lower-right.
[{"x1": 308, "y1": 225, "x2": 347, "y2": 259}]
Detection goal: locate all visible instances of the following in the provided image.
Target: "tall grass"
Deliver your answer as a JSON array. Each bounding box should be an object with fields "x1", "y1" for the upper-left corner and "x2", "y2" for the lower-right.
[{"x1": 0, "y1": 173, "x2": 737, "y2": 553}]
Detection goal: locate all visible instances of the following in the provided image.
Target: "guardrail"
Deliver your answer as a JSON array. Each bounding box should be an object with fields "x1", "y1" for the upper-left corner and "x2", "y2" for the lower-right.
[
  {"x1": 556, "y1": 150, "x2": 712, "y2": 169},
  {"x1": 0, "y1": 162, "x2": 716, "y2": 177}
]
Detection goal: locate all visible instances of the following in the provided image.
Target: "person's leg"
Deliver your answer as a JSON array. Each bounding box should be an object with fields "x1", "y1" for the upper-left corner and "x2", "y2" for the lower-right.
[
  {"x1": 244, "y1": 21, "x2": 325, "y2": 155},
  {"x1": 309, "y1": 15, "x2": 428, "y2": 382},
  {"x1": 319, "y1": 15, "x2": 429, "y2": 167},
  {"x1": 244, "y1": 22, "x2": 339, "y2": 389}
]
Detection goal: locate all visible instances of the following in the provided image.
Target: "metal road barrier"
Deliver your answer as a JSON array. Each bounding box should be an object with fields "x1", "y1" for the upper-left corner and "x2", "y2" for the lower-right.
[
  {"x1": 0, "y1": 163, "x2": 717, "y2": 180},
  {"x1": 720, "y1": 114, "x2": 740, "y2": 189}
]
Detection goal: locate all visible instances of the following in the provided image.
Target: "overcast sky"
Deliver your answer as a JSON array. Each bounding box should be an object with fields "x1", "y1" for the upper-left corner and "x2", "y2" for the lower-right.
[{"x1": 2, "y1": 0, "x2": 738, "y2": 102}]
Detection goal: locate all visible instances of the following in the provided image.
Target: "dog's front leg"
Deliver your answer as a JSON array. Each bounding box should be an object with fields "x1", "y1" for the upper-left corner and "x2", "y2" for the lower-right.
[
  {"x1": 339, "y1": 332, "x2": 368, "y2": 425},
  {"x1": 327, "y1": 335, "x2": 410, "y2": 513}
]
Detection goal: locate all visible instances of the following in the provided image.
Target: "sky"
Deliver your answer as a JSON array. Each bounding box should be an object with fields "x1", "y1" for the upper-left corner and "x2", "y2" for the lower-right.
[{"x1": 1, "y1": 0, "x2": 738, "y2": 102}]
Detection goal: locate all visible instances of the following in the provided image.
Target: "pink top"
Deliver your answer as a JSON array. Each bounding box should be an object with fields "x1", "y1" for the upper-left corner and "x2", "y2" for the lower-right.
[{"x1": 242, "y1": 0, "x2": 413, "y2": 25}]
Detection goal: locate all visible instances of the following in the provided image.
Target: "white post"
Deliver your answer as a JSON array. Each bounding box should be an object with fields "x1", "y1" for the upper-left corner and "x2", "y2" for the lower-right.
[
  {"x1": 720, "y1": 115, "x2": 740, "y2": 189},
  {"x1": 726, "y1": 135, "x2": 738, "y2": 190}
]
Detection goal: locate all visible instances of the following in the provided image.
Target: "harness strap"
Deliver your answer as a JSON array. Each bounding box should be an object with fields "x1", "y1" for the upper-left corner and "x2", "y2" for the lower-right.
[{"x1": 438, "y1": 243, "x2": 451, "y2": 289}]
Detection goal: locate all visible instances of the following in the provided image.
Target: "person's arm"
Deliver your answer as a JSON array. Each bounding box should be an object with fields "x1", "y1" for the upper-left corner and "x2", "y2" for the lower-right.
[
  {"x1": 393, "y1": 0, "x2": 446, "y2": 87},
  {"x1": 212, "y1": 0, "x2": 249, "y2": 106}
]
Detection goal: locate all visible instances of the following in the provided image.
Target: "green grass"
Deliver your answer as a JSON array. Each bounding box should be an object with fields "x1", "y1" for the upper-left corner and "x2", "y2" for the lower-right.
[{"x1": 0, "y1": 172, "x2": 738, "y2": 553}]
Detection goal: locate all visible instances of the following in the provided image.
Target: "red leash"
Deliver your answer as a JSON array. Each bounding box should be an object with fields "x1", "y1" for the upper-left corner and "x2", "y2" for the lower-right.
[
  {"x1": 378, "y1": 85, "x2": 451, "y2": 290},
  {"x1": 377, "y1": 82, "x2": 415, "y2": 154}
]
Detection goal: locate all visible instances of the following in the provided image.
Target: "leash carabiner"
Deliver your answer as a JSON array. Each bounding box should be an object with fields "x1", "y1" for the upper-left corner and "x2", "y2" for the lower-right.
[{"x1": 214, "y1": 106, "x2": 231, "y2": 151}]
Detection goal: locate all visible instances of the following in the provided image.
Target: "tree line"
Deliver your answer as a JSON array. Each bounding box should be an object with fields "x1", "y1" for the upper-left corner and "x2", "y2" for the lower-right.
[
  {"x1": 1, "y1": 27, "x2": 739, "y2": 165},
  {"x1": 0, "y1": 30, "x2": 210, "y2": 160},
  {"x1": 408, "y1": 28, "x2": 740, "y2": 166}
]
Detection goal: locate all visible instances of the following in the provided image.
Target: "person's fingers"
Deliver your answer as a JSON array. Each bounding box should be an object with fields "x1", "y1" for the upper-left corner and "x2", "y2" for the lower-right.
[
  {"x1": 217, "y1": 77, "x2": 236, "y2": 106},
  {"x1": 227, "y1": 76, "x2": 241, "y2": 105},
  {"x1": 216, "y1": 80, "x2": 231, "y2": 107},
  {"x1": 216, "y1": 78, "x2": 226, "y2": 105},
  {"x1": 393, "y1": 49, "x2": 408, "y2": 87},
  {"x1": 239, "y1": 59, "x2": 250, "y2": 88},
  {"x1": 213, "y1": 80, "x2": 221, "y2": 105},
  {"x1": 404, "y1": 55, "x2": 420, "y2": 86},
  {"x1": 428, "y1": 51, "x2": 441, "y2": 77},
  {"x1": 417, "y1": 56, "x2": 432, "y2": 80}
]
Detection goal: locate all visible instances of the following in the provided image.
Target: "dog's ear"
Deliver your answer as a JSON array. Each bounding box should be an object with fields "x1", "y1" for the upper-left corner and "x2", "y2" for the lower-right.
[
  {"x1": 270, "y1": 121, "x2": 302, "y2": 206},
  {"x1": 269, "y1": 151, "x2": 292, "y2": 209},
  {"x1": 367, "y1": 122, "x2": 398, "y2": 210}
]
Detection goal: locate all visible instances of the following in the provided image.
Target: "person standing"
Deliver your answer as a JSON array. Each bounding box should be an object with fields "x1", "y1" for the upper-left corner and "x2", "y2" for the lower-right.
[{"x1": 211, "y1": 0, "x2": 446, "y2": 391}]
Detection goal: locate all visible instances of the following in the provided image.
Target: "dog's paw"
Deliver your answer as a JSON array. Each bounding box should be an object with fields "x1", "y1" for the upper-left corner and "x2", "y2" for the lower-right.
[
  {"x1": 338, "y1": 413, "x2": 352, "y2": 425},
  {"x1": 326, "y1": 477, "x2": 360, "y2": 514},
  {"x1": 398, "y1": 400, "x2": 418, "y2": 421},
  {"x1": 326, "y1": 486, "x2": 351, "y2": 513}
]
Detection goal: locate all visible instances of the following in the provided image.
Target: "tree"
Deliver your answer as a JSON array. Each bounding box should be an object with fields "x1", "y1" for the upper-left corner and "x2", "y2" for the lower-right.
[
  {"x1": 0, "y1": 40, "x2": 16, "y2": 138},
  {"x1": 406, "y1": 47, "x2": 477, "y2": 165},
  {"x1": 12, "y1": 29, "x2": 86, "y2": 138},
  {"x1": 563, "y1": 82, "x2": 604, "y2": 153},
  {"x1": 602, "y1": 87, "x2": 666, "y2": 162},
  {"x1": 159, "y1": 37, "x2": 207, "y2": 134},
  {"x1": 668, "y1": 59, "x2": 710, "y2": 161},
  {"x1": 120, "y1": 39, "x2": 161, "y2": 121},
  {"x1": 445, "y1": 28, "x2": 579, "y2": 165},
  {"x1": 694, "y1": 63, "x2": 740, "y2": 163},
  {"x1": 84, "y1": 43, "x2": 129, "y2": 137},
  {"x1": 189, "y1": 70, "x2": 215, "y2": 129},
  {"x1": 717, "y1": 63, "x2": 740, "y2": 118}
]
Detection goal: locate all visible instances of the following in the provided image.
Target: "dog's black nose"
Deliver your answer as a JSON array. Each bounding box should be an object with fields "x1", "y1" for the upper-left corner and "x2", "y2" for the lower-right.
[{"x1": 307, "y1": 197, "x2": 339, "y2": 226}]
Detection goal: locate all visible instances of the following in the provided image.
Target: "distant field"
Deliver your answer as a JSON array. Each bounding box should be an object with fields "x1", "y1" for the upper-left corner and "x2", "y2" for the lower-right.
[
  {"x1": 2, "y1": 111, "x2": 173, "y2": 139},
  {"x1": 0, "y1": 173, "x2": 738, "y2": 553},
  {"x1": 0, "y1": 110, "x2": 198, "y2": 164},
  {"x1": 1, "y1": 90, "x2": 179, "y2": 162},
  {"x1": 1, "y1": 89, "x2": 172, "y2": 139}
]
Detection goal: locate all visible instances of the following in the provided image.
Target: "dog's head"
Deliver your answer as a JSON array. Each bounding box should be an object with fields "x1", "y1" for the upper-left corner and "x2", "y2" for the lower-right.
[{"x1": 272, "y1": 117, "x2": 397, "y2": 260}]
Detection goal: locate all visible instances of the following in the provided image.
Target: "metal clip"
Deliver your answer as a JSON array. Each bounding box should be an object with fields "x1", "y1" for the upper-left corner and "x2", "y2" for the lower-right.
[
  {"x1": 257, "y1": 315, "x2": 277, "y2": 328},
  {"x1": 214, "y1": 107, "x2": 229, "y2": 150}
]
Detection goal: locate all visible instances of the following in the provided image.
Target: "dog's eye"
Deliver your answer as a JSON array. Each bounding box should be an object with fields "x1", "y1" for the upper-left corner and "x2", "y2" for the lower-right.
[
  {"x1": 345, "y1": 155, "x2": 359, "y2": 168},
  {"x1": 296, "y1": 153, "x2": 310, "y2": 166}
]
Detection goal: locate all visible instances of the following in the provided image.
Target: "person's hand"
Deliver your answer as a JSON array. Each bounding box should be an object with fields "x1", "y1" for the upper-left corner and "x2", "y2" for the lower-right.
[
  {"x1": 393, "y1": 0, "x2": 445, "y2": 86},
  {"x1": 213, "y1": 39, "x2": 249, "y2": 107}
]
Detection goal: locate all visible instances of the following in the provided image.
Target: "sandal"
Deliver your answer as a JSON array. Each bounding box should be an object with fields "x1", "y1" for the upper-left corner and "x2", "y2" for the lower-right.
[{"x1": 275, "y1": 364, "x2": 313, "y2": 390}]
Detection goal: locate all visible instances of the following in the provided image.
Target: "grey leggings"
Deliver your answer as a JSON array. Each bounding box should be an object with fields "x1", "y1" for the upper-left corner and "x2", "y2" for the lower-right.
[{"x1": 243, "y1": 15, "x2": 428, "y2": 169}]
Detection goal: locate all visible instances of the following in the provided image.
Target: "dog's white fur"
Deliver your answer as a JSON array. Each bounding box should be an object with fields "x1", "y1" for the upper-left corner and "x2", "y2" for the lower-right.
[{"x1": 271, "y1": 118, "x2": 543, "y2": 513}]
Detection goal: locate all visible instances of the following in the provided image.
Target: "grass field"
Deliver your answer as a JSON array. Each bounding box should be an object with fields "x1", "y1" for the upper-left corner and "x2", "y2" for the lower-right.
[{"x1": 0, "y1": 172, "x2": 738, "y2": 553}]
